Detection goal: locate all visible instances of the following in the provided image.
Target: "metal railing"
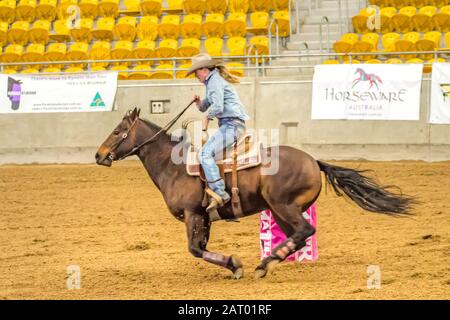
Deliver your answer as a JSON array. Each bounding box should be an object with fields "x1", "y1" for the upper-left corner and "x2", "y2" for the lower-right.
[
  {"x1": 319, "y1": 16, "x2": 330, "y2": 58},
  {"x1": 1, "y1": 50, "x2": 449, "y2": 78}
]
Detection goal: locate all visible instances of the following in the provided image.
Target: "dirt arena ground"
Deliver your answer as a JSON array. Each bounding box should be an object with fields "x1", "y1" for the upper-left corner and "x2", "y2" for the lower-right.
[{"x1": 0, "y1": 160, "x2": 449, "y2": 300}]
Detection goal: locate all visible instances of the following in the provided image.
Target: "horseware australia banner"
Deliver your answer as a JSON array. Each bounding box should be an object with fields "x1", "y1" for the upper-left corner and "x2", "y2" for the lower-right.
[
  {"x1": 429, "y1": 63, "x2": 450, "y2": 124},
  {"x1": 311, "y1": 64, "x2": 423, "y2": 120},
  {"x1": 0, "y1": 72, "x2": 118, "y2": 113}
]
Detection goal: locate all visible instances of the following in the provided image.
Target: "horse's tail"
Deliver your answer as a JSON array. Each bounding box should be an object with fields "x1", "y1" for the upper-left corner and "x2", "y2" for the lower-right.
[{"x1": 317, "y1": 160, "x2": 415, "y2": 215}]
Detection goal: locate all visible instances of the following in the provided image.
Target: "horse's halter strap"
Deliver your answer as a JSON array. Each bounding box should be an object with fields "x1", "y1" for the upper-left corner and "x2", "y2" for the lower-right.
[{"x1": 112, "y1": 100, "x2": 196, "y2": 161}]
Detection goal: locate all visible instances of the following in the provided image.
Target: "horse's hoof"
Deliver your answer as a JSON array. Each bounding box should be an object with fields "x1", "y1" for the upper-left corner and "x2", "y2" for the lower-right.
[
  {"x1": 254, "y1": 267, "x2": 267, "y2": 279},
  {"x1": 266, "y1": 259, "x2": 280, "y2": 274},
  {"x1": 230, "y1": 255, "x2": 244, "y2": 279},
  {"x1": 233, "y1": 267, "x2": 244, "y2": 279}
]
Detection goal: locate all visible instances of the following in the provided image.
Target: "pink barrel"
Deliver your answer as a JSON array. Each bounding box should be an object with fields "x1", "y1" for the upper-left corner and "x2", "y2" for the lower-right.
[{"x1": 260, "y1": 203, "x2": 318, "y2": 262}]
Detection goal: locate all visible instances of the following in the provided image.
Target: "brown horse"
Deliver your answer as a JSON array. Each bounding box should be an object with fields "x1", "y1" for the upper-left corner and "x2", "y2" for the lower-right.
[{"x1": 95, "y1": 108, "x2": 415, "y2": 279}]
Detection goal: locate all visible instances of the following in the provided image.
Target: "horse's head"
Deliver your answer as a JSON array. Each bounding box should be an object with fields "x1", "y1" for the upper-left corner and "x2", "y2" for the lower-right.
[
  {"x1": 95, "y1": 107, "x2": 141, "y2": 167},
  {"x1": 355, "y1": 67, "x2": 363, "y2": 74}
]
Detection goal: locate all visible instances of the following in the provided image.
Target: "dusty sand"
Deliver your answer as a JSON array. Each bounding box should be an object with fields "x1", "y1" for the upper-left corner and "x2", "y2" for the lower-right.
[{"x1": 0, "y1": 160, "x2": 449, "y2": 300}]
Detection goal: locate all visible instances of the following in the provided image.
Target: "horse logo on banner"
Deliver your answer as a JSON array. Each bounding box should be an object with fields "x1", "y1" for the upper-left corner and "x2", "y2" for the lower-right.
[
  {"x1": 7, "y1": 77, "x2": 23, "y2": 111},
  {"x1": 352, "y1": 68, "x2": 383, "y2": 90}
]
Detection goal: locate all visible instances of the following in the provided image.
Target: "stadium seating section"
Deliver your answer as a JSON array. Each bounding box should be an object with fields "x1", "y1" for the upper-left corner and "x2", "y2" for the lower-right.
[
  {"x1": 0, "y1": 0, "x2": 291, "y2": 79},
  {"x1": 329, "y1": 0, "x2": 450, "y2": 72}
]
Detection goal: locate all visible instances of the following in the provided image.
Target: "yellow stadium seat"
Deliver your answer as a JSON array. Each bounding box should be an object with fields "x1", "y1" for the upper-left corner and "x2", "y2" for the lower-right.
[
  {"x1": 432, "y1": 5, "x2": 450, "y2": 33},
  {"x1": 406, "y1": 58, "x2": 424, "y2": 64},
  {"x1": 2, "y1": 69, "x2": 17, "y2": 74},
  {"x1": 343, "y1": 59, "x2": 360, "y2": 64},
  {"x1": 205, "y1": 37, "x2": 224, "y2": 57},
  {"x1": 66, "y1": 42, "x2": 89, "y2": 68},
  {"x1": 133, "y1": 39, "x2": 156, "y2": 65},
  {"x1": 98, "y1": 0, "x2": 119, "y2": 18},
  {"x1": 7, "y1": 21, "x2": 30, "y2": 46},
  {"x1": 249, "y1": 0, "x2": 272, "y2": 12},
  {"x1": 0, "y1": 0, "x2": 16, "y2": 23},
  {"x1": 366, "y1": 59, "x2": 382, "y2": 63},
  {"x1": 445, "y1": 31, "x2": 450, "y2": 49},
  {"x1": 128, "y1": 64, "x2": 152, "y2": 79},
  {"x1": 111, "y1": 65, "x2": 128, "y2": 80},
  {"x1": 158, "y1": 15, "x2": 180, "y2": 39},
  {"x1": 183, "y1": 0, "x2": 206, "y2": 15},
  {"x1": 150, "y1": 63, "x2": 174, "y2": 79},
  {"x1": 395, "y1": 31, "x2": 420, "y2": 60},
  {"x1": 65, "y1": 66, "x2": 85, "y2": 73},
  {"x1": 49, "y1": 19, "x2": 71, "y2": 42},
  {"x1": 333, "y1": 33, "x2": 359, "y2": 54},
  {"x1": 42, "y1": 67, "x2": 62, "y2": 73},
  {"x1": 271, "y1": 11, "x2": 290, "y2": 37},
  {"x1": 229, "y1": 0, "x2": 249, "y2": 13},
  {"x1": 379, "y1": 7, "x2": 397, "y2": 34},
  {"x1": 57, "y1": 0, "x2": 78, "y2": 20},
  {"x1": 114, "y1": 16, "x2": 137, "y2": 41},
  {"x1": 45, "y1": 43, "x2": 66, "y2": 68},
  {"x1": 21, "y1": 67, "x2": 40, "y2": 73},
  {"x1": 22, "y1": 43, "x2": 45, "y2": 69},
  {"x1": 0, "y1": 21, "x2": 7, "y2": 46},
  {"x1": 36, "y1": 0, "x2": 57, "y2": 21},
  {"x1": 111, "y1": 40, "x2": 133, "y2": 66},
  {"x1": 137, "y1": 15, "x2": 158, "y2": 40},
  {"x1": 226, "y1": 62, "x2": 244, "y2": 77},
  {"x1": 70, "y1": 18, "x2": 94, "y2": 43},
  {"x1": 412, "y1": 6, "x2": 437, "y2": 33},
  {"x1": 91, "y1": 17, "x2": 115, "y2": 41},
  {"x1": 416, "y1": 31, "x2": 441, "y2": 59},
  {"x1": 177, "y1": 38, "x2": 201, "y2": 60},
  {"x1": 15, "y1": 0, "x2": 36, "y2": 23},
  {"x1": 155, "y1": 38, "x2": 178, "y2": 62},
  {"x1": 122, "y1": 0, "x2": 141, "y2": 14},
  {"x1": 352, "y1": 33, "x2": 379, "y2": 61},
  {"x1": 249, "y1": 35, "x2": 269, "y2": 62},
  {"x1": 176, "y1": 62, "x2": 193, "y2": 79},
  {"x1": 202, "y1": 13, "x2": 224, "y2": 38},
  {"x1": 392, "y1": 6, "x2": 416, "y2": 33},
  {"x1": 225, "y1": 12, "x2": 247, "y2": 37},
  {"x1": 248, "y1": 11, "x2": 269, "y2": 35},
  {"x1": 90, "y1": 65, "x2": 106, "y2": 71},
  {"x1": 382, "y1": 32, "x2": 401, "y2": 52},
  {"x1": 352, "y1": 7, "x2": 375, "y2": 34},
  {"x1": 271, "y1": 0, "x2": 288, "y2": 10},
  {"x1": 140, "y1": 0, "x2": 162, "y2": 16},
  {"x1": 323, "y1": 59, "x2": 340, "y2": 64},
  {"x1": 79, "y1": 0, "x2": 99, "y2": 19},
  {"x1": 206, "y1": 0, "x2": 227, "y2": 14},
  {"x1": 29, "y1": 20, "x2": 51, "y2": 44},
  {"x1": 181, "y1": 14, "x2": 202, "y2": 39},
  {"x1": 89, "y1": 41, "x2": 111, "y2": 67},
  {"x1": 165, "y1": 0, "x2": 183, "y2": 14},
  {"x1": 386, "y1": 58, "x2": 402, "y2": 63},
  {"x1": 227, "y1": 36, "x2": 247, "y2": 56},
  {"x1": 1, "y1": 44, "x2": 24, "y2": 70}
]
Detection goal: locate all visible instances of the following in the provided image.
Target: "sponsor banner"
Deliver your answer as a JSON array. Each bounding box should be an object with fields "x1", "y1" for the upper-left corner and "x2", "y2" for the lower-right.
[
  {"x1": 0, "y1": 72, "x2": 117, "y2": 113},
  {"x1": 312, "y1": 64, "x2": 422, "y2": 120},
  {"x1": 260, "y1": 203, "x2": 318, "y2": 262},
  {"x1": 430, "y1": 63, "x2": 450, "y2": 124}
]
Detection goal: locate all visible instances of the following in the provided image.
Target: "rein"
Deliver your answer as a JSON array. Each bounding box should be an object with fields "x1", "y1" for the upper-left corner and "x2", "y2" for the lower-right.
[{"x1": 114, "y1": 99, "x2": 196, "y2": 160}]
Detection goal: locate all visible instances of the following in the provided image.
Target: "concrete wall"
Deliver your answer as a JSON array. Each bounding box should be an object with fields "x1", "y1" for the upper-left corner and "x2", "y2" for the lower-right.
[{"x1": 1, "y1": 76, "x2": 449, "y2": 164}]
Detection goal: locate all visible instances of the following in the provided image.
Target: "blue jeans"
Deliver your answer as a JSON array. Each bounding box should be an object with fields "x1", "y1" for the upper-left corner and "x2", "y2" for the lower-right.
[{"x1": 199, "y1": 118, "x2": 246, "y2": 200}]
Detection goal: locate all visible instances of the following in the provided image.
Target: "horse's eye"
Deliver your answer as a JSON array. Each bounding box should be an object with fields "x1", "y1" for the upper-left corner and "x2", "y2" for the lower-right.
[{"x1": 113, "y1": 130, "x2": 120, "y2": 135}]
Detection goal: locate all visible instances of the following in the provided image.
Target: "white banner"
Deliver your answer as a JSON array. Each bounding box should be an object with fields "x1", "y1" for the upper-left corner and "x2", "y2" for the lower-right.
[
  {"x1": 430, "y1": 63, "x2": 450, "y2": 124},
  {"x1": 312, "y1": 64, "x2": 423, "y2": 120},
  {"x1": 0, "y1": 72, "x2": 118, "y2": 113}
]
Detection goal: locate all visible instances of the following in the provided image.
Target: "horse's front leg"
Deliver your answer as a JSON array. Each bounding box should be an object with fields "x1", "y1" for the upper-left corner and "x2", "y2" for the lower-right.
[{"x1": 184, "y1": 210, "x2": 244, "y2": 279}]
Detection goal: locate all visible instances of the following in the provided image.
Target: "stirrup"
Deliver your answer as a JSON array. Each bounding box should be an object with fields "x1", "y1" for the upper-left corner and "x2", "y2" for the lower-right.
[{"x1": 206, "y1": 196, "x2": 230, "y2": 212}]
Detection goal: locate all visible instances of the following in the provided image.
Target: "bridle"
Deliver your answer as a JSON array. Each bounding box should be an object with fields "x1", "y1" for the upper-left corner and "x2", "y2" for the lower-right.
[{"x1": 109, "y1": 100, "x2": 196, "y2": 161}]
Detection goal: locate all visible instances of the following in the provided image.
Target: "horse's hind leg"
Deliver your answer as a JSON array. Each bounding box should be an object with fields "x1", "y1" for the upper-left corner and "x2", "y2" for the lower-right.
[
  {"x1": 254, "y1": 203, "x2": 315, "y2": 279},
  {"x1": 184, "y1": 210, "x2": 244, "y2": 279}
]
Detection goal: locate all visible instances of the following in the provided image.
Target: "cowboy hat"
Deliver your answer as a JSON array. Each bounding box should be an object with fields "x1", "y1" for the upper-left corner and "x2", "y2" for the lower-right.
[{"x1": 185, "y1": 53, "x2": 223, "y2": 77}]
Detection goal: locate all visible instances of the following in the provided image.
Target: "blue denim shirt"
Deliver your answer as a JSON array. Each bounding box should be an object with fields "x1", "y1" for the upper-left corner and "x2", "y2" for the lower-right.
[{"x1": 199, "y1": 69, "x2": 250, "y2": 121}]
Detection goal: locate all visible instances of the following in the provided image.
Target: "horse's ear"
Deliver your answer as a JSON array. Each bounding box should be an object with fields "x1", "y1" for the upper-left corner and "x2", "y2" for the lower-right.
[
  {"x1": 137, "y1": 108, "x2": 141, "y2": 118},
  {"x1": 130, "y1": 107, "x2": 138, "y2": 119}
]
